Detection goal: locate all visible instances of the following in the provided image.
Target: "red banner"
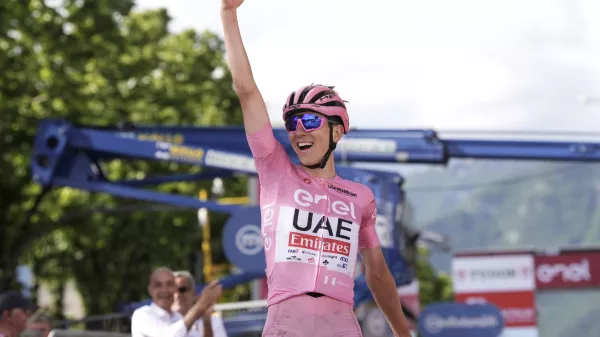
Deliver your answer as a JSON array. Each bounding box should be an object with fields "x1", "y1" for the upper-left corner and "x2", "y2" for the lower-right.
[
  {"x1": 535, "y1": 251, "x2": 600, "y2": 290},
  {"x1": 456, "y1": 291, "x2": 537, "y2": 327}
]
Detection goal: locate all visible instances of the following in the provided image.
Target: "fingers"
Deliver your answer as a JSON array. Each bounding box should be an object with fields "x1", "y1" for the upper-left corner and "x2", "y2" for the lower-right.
[
  {"x1": 202, "y1": 280, "x2": 223, "y2": 299},
  {"x1": 196, "y1": 280, "x2": 223, "y2": 314},
  {"x1": 205, "y1": 280, "x2": 221, "y2": 288},
  {"x1": 204, "y1": 281, "x2": 223, "y2": 294}
]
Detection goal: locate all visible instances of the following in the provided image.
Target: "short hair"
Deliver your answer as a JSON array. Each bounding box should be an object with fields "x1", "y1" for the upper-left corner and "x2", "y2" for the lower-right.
[
  {"x1": 173, "y1": 270, "x2": 195, "y2": 288},
  {"x1": 27, "y1": 312, "x2": 53, "y2": 326},
  {"x1": 148, "y1": 266, "x2": 174, "y2": 285}
]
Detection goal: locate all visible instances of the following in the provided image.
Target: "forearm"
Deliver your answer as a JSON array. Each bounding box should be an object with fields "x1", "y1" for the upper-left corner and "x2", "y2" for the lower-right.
[
  {"x1": 220, "y1": 9, "x2": 258, "y2": 95},
  {"x1": 366, "y1": 270, "x2": 411, "y2": 337},
  {"x1": 202, "y1": 319, "x2": 213, "y2": 337},
  {"x1": 184, "y1": 304, "x2": 206, "y2": 330},
  {"x1": 220, "y1": 8, "x2": 270, "y2": 135}
]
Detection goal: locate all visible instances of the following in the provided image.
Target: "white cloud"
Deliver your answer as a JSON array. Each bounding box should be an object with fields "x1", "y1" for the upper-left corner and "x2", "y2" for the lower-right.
[{"x1": 136, "y1": 0, "x2": 600, "y2": 132}]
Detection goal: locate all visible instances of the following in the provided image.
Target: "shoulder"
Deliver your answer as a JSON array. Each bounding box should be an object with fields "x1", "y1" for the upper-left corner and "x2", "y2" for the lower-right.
[
  {"x1": 131, "y1": 305, "x2": 153, "y2": 320},
  {"x1": 336, "y1": 178, "x2": 375, "y2": 205}
]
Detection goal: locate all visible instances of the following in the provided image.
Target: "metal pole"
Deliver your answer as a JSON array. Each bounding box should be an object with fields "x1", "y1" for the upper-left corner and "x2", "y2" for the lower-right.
[{"x1": 198, "y1": 189, "x2": 213, "y2": 282}]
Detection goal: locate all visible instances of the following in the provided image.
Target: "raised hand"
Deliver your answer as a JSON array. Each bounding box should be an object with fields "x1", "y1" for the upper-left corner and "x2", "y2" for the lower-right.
[
  {"x1": 222, "y1": 0, "x2": 244, "y2": 11},
  {"x1": 196, "y1": 281, "x2": 223, "y2": 312}
]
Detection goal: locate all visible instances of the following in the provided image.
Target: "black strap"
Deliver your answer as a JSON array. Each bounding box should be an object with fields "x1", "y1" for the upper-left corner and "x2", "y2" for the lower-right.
[{"x1": 303, "y1": 122, "x2": 337, "y2": 170}]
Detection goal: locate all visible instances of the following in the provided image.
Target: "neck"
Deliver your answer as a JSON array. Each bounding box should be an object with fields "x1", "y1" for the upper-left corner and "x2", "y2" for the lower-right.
[
  {"x1": 155, "y1": 303, "x2": 172, "y2": 314},
  {"x1": 301, "y1": 157, "x2": 336, "y2": 179}
]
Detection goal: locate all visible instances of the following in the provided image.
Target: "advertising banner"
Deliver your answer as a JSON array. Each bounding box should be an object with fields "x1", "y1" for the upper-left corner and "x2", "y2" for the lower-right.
[
  {"x1": 418, "y1": 302, "x2": 504, "y2": 337},
  {"x1": 452, "y1": 254, "x2": 538, "y2": 337},
  {"x1": 452, "y1": 255, "x2": 535, "y2": 293},
  {"x1": 534, "y1": 250, "x2": 600, "y2": 290},
  {"x1": 222, "y1": 206, "x2": 266, "y2": 274},
  {"x1": 456, "y1": 291, "x2": 536, "y2": 327}
]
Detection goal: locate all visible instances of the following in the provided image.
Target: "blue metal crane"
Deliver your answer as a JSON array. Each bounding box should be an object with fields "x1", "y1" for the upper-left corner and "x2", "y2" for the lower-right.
[
  {"x1": 29, "y1": 119, "x2": 415, "y2": 306},
  {"x1": 29, "y1": 118, "x2": 600, "y2": 327}
]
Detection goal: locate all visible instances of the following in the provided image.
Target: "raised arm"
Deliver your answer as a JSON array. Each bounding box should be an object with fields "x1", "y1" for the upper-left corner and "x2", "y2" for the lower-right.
[{"x1": 221, "y1": 0, "x2": 270, "y2": 135}]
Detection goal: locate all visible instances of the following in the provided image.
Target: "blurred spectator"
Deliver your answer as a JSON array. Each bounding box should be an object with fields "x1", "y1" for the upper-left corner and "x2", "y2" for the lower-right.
[
  {"x1": 173, "y1": 271, "x2": 228, "y2": 337},
  {"x1": 131, "y1": 267, "x2": 222, "y2": 337},
  {"x1": 0, "y1": 291, "x2": 38, "y2": 337},
  {"x1": 25, "y1": 312, "x2": 52, "y2": 337}
]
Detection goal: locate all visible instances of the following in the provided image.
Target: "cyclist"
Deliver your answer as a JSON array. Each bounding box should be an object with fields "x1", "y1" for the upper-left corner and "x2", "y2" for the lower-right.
[{"x1": 220, "y1": 1, "x2": 411, "y2": 336}]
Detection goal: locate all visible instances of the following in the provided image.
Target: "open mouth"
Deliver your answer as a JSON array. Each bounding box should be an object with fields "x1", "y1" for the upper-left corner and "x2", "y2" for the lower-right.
[
  {"x1": 157, "y1": 294, "x2": 172, "y2": 301},
  {"x1": 297, "y1": 142, "x2": 313, "y2": 151}
]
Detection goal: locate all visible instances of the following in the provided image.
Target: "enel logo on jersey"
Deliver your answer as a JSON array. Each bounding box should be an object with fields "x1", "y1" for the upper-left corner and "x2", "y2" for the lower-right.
[{"x1": 293, "y1": 188, "x2": 357, "y2": 220}]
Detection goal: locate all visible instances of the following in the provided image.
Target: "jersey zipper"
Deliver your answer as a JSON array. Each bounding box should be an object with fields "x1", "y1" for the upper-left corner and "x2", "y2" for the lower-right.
[{"x1": 314, "y1": 177, "x2": 328, "y2": 291}]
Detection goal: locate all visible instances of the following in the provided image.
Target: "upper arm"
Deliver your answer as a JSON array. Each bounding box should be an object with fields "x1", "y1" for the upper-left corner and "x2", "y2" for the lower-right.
[
  {"x1": 359, "y1": 245, "x2": 387, "y2": 276},
  {"x1": 358, "y1": 190, "x2": 385, "y2": 274},
  {"x1": 246, "y1": 120, "x2": 291, "y2": 185},
  {"x1": 358, "y1": 196, "x2": 380, "y2": 250},
  {"x1": 240, "y1": 90, "x2": 271, "y2": 136}
]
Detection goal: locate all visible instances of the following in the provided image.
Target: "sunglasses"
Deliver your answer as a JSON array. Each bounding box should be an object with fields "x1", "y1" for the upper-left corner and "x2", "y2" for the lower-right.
[
  {"x1": 178, "y1": 286, "x2": 189, "y2": 294},
  {"x1": 284, "y1": 113, "x2": 326, "y2": 133}
]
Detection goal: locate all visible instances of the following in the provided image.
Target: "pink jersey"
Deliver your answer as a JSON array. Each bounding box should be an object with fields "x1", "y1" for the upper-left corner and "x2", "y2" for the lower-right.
[{"x1": 247, "y1": 122, "x2": 380, "y2": 307}]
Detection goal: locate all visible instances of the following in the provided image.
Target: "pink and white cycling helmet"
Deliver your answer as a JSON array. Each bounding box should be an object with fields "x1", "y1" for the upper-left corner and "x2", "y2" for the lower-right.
[{"x1": 282, "y1": 84, "x2": 350, "y2": 134}]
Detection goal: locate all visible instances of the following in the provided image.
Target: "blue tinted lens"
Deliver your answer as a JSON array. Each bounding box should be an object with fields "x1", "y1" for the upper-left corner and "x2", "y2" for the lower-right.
[
  {"x1": 285, "y1": 115, "x2": 300, "y2": 131},
  {"x1": 300, "y1": 114, "x2": 322, "y2": 130}
]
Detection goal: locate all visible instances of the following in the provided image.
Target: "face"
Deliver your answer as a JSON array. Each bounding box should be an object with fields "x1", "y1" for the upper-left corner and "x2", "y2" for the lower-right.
[
  {"x1": 147, "y1": 270, "x2": 176, "y2": 311},
  {"x1": 2, "y1": 308, "x2": 30, "y2": 333},
  {"x1": 27, "y1": 321, "x2": 51, "y2": 337},
  {"x1": 173, "y1": 276, "x2": 195, "y2": 313},
  {"x1": 287, "y1": 112, "x2": 343, "y2": 167}
]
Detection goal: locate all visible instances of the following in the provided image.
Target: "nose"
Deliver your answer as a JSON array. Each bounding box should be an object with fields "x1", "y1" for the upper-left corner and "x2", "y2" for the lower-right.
[{"x1": 294, "y1": 123, "x2": 309, "y2": 135}]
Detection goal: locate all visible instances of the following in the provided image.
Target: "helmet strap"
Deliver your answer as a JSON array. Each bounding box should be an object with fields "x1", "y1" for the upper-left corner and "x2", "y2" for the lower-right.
[{"x1": 302, "y1": 122, "x2": 337, "y2": 170}]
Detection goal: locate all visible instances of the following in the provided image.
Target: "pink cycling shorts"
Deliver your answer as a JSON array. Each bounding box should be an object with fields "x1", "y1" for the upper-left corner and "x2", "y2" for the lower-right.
[{"x1": 262, "y1": 294, "x2": 362, "y2": 337}]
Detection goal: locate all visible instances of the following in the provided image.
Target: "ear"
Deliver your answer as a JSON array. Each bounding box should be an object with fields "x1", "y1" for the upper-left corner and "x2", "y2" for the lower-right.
[{"x1": 333, "y1": 124, "x2": 344, "y2": 143}]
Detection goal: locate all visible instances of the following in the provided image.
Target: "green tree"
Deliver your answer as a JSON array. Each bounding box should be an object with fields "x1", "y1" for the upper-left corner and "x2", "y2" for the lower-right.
[
  {"x1": 415, "y1": 247, "x2": 453, "y2": 306},
  {"x1": 1, "y1": 0, "x2": 244, "y2": 320},
  {"x1": 399, "y1": 201, "x2": 453, "y2": 306}
]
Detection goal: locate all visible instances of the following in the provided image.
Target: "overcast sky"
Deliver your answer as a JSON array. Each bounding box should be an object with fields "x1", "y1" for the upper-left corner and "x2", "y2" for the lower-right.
[{"x1": 135, "y1": 0, "x2": 600, "y2": 135}]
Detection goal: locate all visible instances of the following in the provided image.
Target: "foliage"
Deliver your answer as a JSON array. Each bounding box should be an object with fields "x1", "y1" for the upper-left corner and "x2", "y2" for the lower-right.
[
  {"x1": 415, "y1": 247, "x2": 453, "y2": 307},
  {"x1": 0, "y1": 0, "x2": 244, "y2": 319}
]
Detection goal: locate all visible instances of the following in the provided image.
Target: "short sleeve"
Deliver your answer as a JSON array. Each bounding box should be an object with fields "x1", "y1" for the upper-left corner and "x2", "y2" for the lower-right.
[
  {"x1": 358, "y1": 198, "x2": 380, "y2": 249},
  {"x1": 246, "y1": 121, "x2": 292, "y2": 185}
]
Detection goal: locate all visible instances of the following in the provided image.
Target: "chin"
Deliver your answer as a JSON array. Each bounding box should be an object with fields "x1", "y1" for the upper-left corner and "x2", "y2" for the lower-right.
[
  {"x1": 298, "y1": 156, "x2": 321, "y2": 167},
  {"x1": 156, "y1": 299, "x2": 173, "y2": 308},
  {"x1": 295, "y1": 148, "x2": 320, "y2": 165}
]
